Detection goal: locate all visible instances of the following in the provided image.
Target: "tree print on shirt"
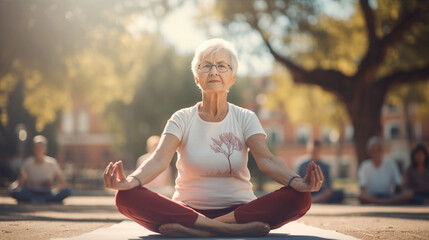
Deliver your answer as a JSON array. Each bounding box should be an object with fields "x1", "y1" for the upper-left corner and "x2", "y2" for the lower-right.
[{"x1": 210, "y1": 132, "x2": 244, "y2": 175}]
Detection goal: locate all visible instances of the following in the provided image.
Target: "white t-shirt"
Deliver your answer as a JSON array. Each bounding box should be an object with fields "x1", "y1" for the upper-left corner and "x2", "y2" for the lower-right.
[
  {"x1": 163, "y1": 102, "x2": 266, "y2": 209},
  {"x1": 358, "y1": 158, "x2": 402, "y2": 196},
  {"x1": 21, "y1": 156, "x2": 61, "y2": 191}
]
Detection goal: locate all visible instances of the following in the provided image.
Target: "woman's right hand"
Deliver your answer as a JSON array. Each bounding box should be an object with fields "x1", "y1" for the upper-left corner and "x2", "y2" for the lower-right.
[
  {"x1": 103, "y1": 160, "x2": 137, "y2": 190},
  {"x1": 291, "y1": 161, "x2": 324, "y2": 192}
]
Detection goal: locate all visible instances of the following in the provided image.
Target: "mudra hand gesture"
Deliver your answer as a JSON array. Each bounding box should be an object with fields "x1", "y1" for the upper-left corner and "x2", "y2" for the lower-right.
[
  {"x1": 103, "y1": 161, "x2": 136, "y2": 191},
  {"x1": 292, "y1": 161, "x2": 324, "y2": 192}
]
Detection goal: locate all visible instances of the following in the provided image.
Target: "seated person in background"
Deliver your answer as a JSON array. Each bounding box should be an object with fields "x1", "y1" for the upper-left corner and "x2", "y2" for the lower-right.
[
  {"x1": 358, "y1": 136, "x2": 412, "y2": 204},
  {"x1": 297, "y1": 140, "x2": 344, "y2": 203},
  {"x1": 9, "y1": 135, "x2": 72, "y2": 204},
  {"x1": 404, "y1": 144, "x2": 429, "y2": 204},
  {"x1": 137, "y1": 135, "x2": 174, "y2": 196}
]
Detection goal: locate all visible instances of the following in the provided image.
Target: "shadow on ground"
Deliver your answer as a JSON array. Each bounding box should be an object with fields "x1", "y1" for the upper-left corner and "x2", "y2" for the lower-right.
[
  {"x1": 130, "y1": 233, "x2": 335, "y2": 240},
  {"x1": 308, "y1": 211, "x2": 429, "y2": 221},
  {"x1": 0, "y1": 203, "x2": 121, "y2": 223}
]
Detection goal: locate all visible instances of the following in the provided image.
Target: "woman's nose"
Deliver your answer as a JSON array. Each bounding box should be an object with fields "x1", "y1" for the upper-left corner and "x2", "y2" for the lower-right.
[{"x1": 209, "y1": 66, "x2": 219, "y2": 74}]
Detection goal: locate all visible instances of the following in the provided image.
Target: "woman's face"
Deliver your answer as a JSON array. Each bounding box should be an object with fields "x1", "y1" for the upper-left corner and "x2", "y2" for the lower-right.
[
  {"x1": 194, "y1": 49, "x2": 236, "y2": 93},
  {"x1": 414, "y1": 150, "x2": 425, "y2": 167},
  {"x1": 370, "y1": 144, "x2": 383, "y2": 163},
  {"x1": 33, "y1": 143, "x2": 47, "y2": 160}
]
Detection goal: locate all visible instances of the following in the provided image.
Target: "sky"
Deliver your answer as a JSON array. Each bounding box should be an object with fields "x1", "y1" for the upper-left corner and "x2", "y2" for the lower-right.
[
  {"x1": 160, "y1": 1, "x2": 207, "y2": 55},
  {"x1": 159, "y1": 1, "x2": 275, "y2": 77}
]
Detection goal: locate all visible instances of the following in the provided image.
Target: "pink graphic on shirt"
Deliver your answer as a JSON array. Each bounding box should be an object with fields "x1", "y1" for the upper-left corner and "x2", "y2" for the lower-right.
[{"x1": 210, "y1": 132, "x2": 243, "y2": 174}]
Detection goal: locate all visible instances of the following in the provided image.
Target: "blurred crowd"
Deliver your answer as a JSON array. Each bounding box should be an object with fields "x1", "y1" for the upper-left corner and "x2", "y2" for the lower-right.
[
  {"x1": 295, "y1": 137, "x2": 429, "y2": 205},
  {"x1": 5, "y1": 134, "x2": 429, "y2": 205}
]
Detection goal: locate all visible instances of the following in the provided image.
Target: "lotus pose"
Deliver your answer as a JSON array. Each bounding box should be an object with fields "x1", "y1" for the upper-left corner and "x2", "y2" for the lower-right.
[
  {"x1": 9, "y1": 135, "x2": 72, "y2": 204},
  {"x1": 358, "y1": 136, "x2": 413, "y2": 204},
  {"x1": 103, "y1": 38, "x2": 324, "y2": 237}
]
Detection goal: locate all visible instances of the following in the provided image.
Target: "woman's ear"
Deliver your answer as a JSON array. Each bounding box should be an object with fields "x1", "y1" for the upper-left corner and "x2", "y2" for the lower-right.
[{"x1": 194, "y1": 76, "x2": 200, "y2": 86}]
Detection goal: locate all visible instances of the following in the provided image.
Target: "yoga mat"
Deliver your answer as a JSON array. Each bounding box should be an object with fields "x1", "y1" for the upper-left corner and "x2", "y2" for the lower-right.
[{"x1": 52, "y1": 220, "x2": 359, "y2": 240}]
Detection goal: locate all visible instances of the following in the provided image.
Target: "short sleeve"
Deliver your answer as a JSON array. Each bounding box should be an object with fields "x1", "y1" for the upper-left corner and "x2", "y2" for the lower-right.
[
  {"x1": 163, "y1": 111, "x2": 186, "y2": 141},
  {"x1": 21, "y1": 159, "x2": 30, "y2": 174},
  {"x1": 390, "y1": 161, "x2": 403, "y2": 185},
  {"x1": 46, "y1": 157, "x2": 61, "y2": 176},
  {"x1": 53, "y1": 160, "x2": 61, "y2": 175},
  {"x1": 243, "y1": 111, "x2": 266, "y2": 141},
  {"x1": 358, "y1": 161, "x2": 369, "y2": 187}
]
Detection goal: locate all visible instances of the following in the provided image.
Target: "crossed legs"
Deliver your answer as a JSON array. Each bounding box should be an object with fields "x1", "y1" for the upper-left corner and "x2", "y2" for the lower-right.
[
  {"x1": 9, "y1": 187, "x2": 72, "y2": 203},
  {"x1": 115, "y1": 186, "x2": 311, "y2": 237}
]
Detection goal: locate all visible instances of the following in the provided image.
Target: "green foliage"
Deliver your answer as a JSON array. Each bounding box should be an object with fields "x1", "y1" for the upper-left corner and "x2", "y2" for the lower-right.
[
  {"x1": 125, "y1": 43, "x2": 200, "y2": 157},
  {"x1": 266, "y1": 64, "x2": 349, "y2": 130},
  {"x1": 210, "y1": 0, "x2": 429, "y2": 130},
  {"x1": 0, "y1": 0, "x2": 177, "y2": 160},
  {"x1": 0, "y1": 0, "x2": 181, "y2": 127},
  {"x1": 386, "y1": 82, "x2": 429, "y2": 119}
]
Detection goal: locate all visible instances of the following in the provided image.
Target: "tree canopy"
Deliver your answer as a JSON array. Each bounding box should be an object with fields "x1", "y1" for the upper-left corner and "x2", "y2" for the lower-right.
[
  {"x1": 0, "y1": 0, "x2": 186, "y2": 163},
  {"x1": 0, "y1": 0, "x2": 254, "y2": 173},
  {"x1": 209, "y1": 0, "x2": 429, "y2": 163}
]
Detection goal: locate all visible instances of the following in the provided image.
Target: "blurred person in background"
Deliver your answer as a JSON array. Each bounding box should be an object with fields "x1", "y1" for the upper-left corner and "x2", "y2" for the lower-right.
[
  {"x1": 136, "y1": 135, "x2": 174, "y2": 196},
  {"x1": 358, "y1": 136, "x2": 412, "y2": 204},
  {"x1": 404, "y1": 144, "x2": 429, "y2": 204},
  {"x1": 297, "y1": 140, "x2": 344, "y2": 203},
  {"x1": 9, "y1": 135, "x2": 71, "y2": 204},
  {"x1": 104, "y1": 38, "x2": 324, "y2": 237}
]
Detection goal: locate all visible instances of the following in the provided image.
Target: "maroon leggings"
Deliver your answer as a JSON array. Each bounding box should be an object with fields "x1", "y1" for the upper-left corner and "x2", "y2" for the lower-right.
[{"x1": 115, "y1": 186, "x2": 311, "y2": 233}]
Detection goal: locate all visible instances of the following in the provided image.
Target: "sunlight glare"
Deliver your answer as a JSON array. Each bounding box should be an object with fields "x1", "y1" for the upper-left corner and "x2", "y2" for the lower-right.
[{"x1": 160, "y1": 2, "x2": 206, "y2": 55}]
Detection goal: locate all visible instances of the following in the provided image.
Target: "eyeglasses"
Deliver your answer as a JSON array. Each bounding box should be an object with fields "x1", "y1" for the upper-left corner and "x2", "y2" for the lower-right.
[{"x1": 198, "y1": 63, "x2": 232, "y2": 73}]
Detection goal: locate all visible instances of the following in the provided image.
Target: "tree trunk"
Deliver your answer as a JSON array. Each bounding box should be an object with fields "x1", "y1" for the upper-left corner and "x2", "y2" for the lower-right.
[
  {"x1": 335, "y1": 120, "x2": 345, "y2": 166},
  {"x1": 348, "y1": 84, "x2": 385, "y2": 166},
  {"x1": 402, "y1": 88, "x2": 413, "y2": 148}
]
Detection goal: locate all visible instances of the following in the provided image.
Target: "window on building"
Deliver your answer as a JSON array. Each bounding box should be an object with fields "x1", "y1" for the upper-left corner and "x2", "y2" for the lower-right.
[
  {"x1": 269, "y1": 131, "x2": 278, "y2": 145},
  {"x1": 103, "y1": 150, "x2": 111, "y2": 160},
  {"x1": 80, "y1": 150, "x2": 87, "y2": 161},
  {"x1": 296, "y1": 125, "x2": 311, "y2": 145},
  {"x1": 65, "y1": 150, "x2": 73, "y2": 161},
  {"x1": 385, "y1": 103, "x2": 399, "y2": 113},
  {"x1": 78, "y1": 110, "x2": 89, "y2": 133},
  {"x1": 390, "y1": 126, "x2": 400, "y2": 139},
  {"x1": 267, "y1": 125, "x2": 284, "y2": 146},
  {"x1": 385, "y1": 121, "x2": 401, "y2": 140},
  {"x1": 62, "y1": 112, "x2": 74, "y2": 134},
  {"x1": 346, "y1": 125, "x2": 354, "y2": 142},
  {"x1": 321, "y1": 128, "x2": 331, "y2": 144}
]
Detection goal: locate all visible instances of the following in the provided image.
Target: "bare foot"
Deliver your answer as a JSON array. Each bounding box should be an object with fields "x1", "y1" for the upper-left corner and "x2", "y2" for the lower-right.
[
  {"x1": 159, "y1": 221, "x2": 270, "y2": 237},
  {"x1": 224, "y1": 221, "x2": 270, "y2": 237},
  {"x1": 159, "y1": 223, "x2": 214, "y2": 238}
]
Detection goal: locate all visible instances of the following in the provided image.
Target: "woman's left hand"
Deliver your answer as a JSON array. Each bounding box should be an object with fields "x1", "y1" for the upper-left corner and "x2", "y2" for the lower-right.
[
  {"x1": 103, "y1": 160, "x2": 136, "y2": 191},
  {"x1": 291, "y1": 161, "x2": 324, "y2": 192}
]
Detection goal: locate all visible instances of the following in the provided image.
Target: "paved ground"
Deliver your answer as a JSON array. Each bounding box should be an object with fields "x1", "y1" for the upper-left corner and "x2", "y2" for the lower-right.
[{"x1": 0, "y1": 193, "x2": 428, "y2": 240}]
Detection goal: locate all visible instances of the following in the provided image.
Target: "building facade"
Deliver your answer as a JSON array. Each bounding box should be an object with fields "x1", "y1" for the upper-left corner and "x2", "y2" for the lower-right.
[
  {"x1": 56, "y1": 98, "x2": 117, "y2": 188},
  {"x1": 254, "y1": 101, "x2": 429, "y2": 179}
]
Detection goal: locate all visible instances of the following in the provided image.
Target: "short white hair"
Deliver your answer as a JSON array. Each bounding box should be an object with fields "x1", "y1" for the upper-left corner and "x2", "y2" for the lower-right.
[
  {"x1": 33, "y1": 135, "x2": 47, "y2": 145},
  {"x1": 367, "y1": 136, "x2": 382, "y2": 152},
  {"x1": 191, "y1": 38, "x2": 238, "y2": 78}
]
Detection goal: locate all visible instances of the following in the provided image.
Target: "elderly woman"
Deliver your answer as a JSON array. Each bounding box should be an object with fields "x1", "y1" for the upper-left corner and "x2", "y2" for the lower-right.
[{"x1": 104, "y1": 38, "x2": 324, "y2": 237}]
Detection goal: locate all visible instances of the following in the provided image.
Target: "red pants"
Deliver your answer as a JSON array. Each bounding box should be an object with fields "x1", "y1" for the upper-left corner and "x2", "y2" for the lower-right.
[{"x1": 115, "y1": 186, "x2": 311, "y2": 233}]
